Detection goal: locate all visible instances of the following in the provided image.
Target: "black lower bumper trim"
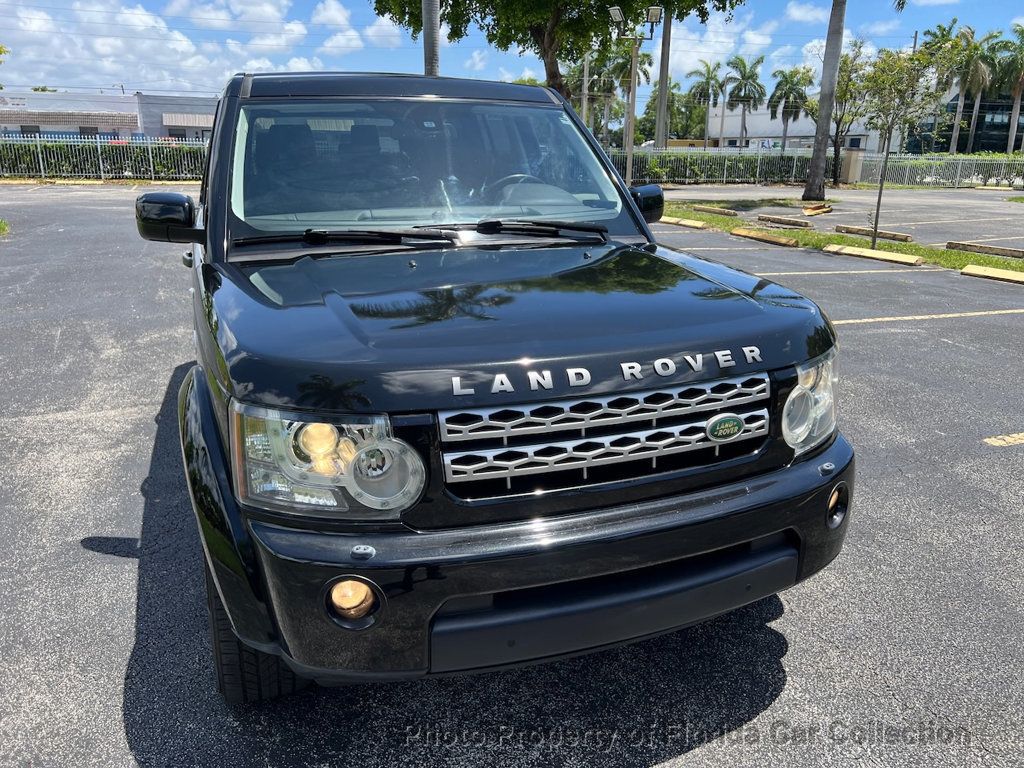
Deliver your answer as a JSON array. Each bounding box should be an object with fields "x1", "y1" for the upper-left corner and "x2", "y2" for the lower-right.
[{"x1": 430, "y1": 544, "x2": 797, "y2": 673}]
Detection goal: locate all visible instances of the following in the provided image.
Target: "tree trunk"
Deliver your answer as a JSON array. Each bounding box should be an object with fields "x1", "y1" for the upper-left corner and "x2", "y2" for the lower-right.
[
  {"x1": 421, "y1": 0, "x2": 440, "y2": 76},
  {"x1": 718, "y1": 92, "x2": 727, "y2": 147},
  {"x1": 803, "y1": 0, "x2": 846, "y2": 201},
  {"x1": 949, "y1": 85, "x2": 966, "y2": 155},
  {"x1": 703, "y1": 99, "x2": 710, "y2": 149},
  {"x1": 529, "y1": 12, "x2": 566, "y2": 97},
  {"x1": 740, "y1": 105, "x2": 747, "y2": 147},
  {"x1": 602, "y1": 98, "x2": 610, "y2": 145},
  {"x1": 872, "y1": 129, "x2": 893, "y2": 250},
  {"x1": 1007, "y1": 87, "x2": 1022, "y2": 154},
  {"x1": 781, "y1": 117, "x2": 789, "y2": 153},
  {"x1": 966, "y1": 90, "x2": 982, "y2": 153},
  {"x1": 832, "y1": 135, "x2": 842, "y2": 186}
]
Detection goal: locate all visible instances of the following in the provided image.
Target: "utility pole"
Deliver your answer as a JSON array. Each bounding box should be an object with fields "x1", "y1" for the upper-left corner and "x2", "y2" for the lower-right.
[
  {"x1": 422, "y1": 0, "x2": 440, "y2": 76},
  {"x1": 582, "y1": 53, "x2": 590, "y2": 129},
  {"x1": 654, "y1": 10, "x2": 672, "y2": 149}
]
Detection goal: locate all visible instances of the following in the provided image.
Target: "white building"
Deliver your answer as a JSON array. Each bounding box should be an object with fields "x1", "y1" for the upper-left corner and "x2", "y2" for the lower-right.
[{"x1": 705, "y1": 99, "x2": 883, "y2": 152}]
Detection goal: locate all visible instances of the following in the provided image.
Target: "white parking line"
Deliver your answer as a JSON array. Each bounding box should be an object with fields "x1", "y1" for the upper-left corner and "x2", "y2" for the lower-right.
[
  {"x1": 759, "y1": 268, "x2": 944, "y2": 276},
  {"x1": 834, "y1": 309, "x2": 1024, "y2": 326}
]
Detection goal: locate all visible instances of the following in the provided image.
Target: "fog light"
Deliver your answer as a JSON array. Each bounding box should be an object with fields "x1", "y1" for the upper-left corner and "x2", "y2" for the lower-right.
[
  {"x1": 826, "y1": 483, "x2": 849, "y2": 529},
  {"x1": 329, "y1": 579, "x2": 375, "y2": 619}
]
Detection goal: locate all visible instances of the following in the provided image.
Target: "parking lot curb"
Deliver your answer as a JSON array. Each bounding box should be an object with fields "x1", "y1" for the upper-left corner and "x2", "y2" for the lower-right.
[
  {"x1": 757, "y1": 214, "x2": 812, "y2": 228},
  {"x1": 660, "y1": 216, "x2": 708, "y2": 229},
  {"x1": 822, "y1": 244, "x2": 923, "y2": 266},
  {"x1": 693, "y1": 205, "x2": 738, "y2": 217},
  {"x1": 947, "y1": 241, "x2": 1024, "y2": 260},
  {"x1": 961, "y1": 265, "x2": 1024, "y2": 285},
  {"x1": 732, "y1": 228, "x2": 798, "y2": 247},
  {"x1": 836, "y1": 225, "x2": 913, "y2": 242}
]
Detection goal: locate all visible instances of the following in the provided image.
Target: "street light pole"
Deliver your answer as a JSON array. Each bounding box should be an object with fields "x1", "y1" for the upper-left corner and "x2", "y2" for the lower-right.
[
  {"x1": 609, "y1": 6, "x2": 663, "y2": 187},
  {"x1": 624, "y1": 39, "x2": 640, "y2": 186},
  {"x1": 654, "y1": 10, "x2": 672, "y2": 149},
  {"x1": 422, "y1": 0, "x2": 440, "y2": 76}
]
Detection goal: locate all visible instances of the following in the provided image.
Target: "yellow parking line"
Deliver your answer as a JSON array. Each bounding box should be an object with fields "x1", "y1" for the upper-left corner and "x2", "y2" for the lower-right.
[
  {"x1": 984, "y1": 432, "x2": 1024, "y2": 447},
  {"x1": 833, "y1": 309, "x2": 1024, "y2": 326},
  {"x1": 759, "y1": 268, "x2": 943, "y2": 276}
]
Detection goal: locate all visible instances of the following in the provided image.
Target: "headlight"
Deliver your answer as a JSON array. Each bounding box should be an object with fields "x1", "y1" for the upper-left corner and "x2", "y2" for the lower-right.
[
  {"x1": 782, "y1": 348, "x2": 837, "y2": 456},
  {"x1": 229, "y1": 401, "x2": 426, "y2": 518}
]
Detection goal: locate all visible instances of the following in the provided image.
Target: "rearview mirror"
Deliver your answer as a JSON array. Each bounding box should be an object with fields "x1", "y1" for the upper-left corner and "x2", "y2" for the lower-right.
[
  {"x1": 630, "y1": 184, "x2": 664, "y2": 224},
  {"x1": 135, "y1": 192, "x2": 204, "y2": 243}
]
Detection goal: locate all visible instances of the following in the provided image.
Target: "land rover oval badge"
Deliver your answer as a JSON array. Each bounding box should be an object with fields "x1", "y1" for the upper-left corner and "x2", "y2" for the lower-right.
[{"x1": 706, "y1": 413, "x2": 744, "y2": 442}]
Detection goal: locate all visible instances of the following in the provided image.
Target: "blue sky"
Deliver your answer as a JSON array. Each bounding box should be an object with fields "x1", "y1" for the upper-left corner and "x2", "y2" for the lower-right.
[{"x1": 1, "y1": 0, "x2": 1021, "y2": 112}]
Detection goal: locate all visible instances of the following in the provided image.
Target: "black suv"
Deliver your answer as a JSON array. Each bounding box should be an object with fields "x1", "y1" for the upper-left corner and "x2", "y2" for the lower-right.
[{"x1": 135, "y1": 72, "x2": 853, "y2": 704}]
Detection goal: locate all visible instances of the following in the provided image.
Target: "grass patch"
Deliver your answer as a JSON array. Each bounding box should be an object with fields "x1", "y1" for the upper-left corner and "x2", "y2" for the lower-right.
[
  {"x1": 0, "y1": 219, "x2": 8, "y2": 236},
  {"x1": 664, "y1": 203, "x2": 1024, "y2": 274},
  {"x1": 671, "y1": 197, "x2": 833, "y2": 211},
  {"x1": 1009, "y1": 196, "x2": 1024, "y2": 203}
]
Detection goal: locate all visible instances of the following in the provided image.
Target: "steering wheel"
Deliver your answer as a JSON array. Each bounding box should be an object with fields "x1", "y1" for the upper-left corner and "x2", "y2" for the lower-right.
[{"x1": 483, "y1": 173, "x2": 545, "y2": 201}]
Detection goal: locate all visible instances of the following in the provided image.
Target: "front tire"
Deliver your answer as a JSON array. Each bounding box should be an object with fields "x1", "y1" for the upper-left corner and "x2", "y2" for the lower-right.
[{"x1": 205, "y1": 565, "x2": 311, "y2": 704}]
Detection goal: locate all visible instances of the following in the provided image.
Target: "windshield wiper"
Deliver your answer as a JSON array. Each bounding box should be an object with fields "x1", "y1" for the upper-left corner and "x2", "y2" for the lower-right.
[
  {"x1": 422, "y1": 219, "x2": 609, "y2": 244},
  {"x1": 232, "y1": 227, "x2": 457, "y2": 247}
]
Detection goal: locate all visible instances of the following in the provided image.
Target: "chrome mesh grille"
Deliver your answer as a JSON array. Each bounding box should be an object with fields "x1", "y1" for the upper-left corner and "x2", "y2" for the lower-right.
[{"x1": 438, "y1": 373, "x2": 771, "y2": 492}]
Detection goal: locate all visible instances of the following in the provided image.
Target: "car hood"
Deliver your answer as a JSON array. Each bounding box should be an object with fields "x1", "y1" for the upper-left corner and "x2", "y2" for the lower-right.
[{"x1": 205, "y1": 242, "x2": 835, "y2": 413}]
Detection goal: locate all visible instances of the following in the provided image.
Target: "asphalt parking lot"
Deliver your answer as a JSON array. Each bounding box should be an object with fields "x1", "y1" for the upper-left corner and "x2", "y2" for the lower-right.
[
  {"x1": 665, "y1": 184, "x2": 1024, "y2": 250},
  {"x1": 2, "y1": 184, "x2": 1023, "y2": 767}
]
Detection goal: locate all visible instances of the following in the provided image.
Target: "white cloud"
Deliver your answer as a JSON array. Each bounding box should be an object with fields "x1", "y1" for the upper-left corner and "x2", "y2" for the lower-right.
[
  {"x1": 187, "y1": 3, "x2": 234, "y2": 30},
  {"x1": 909, "y1": 0, "x2": 959, "y2": 5},
  {"x1": 498, "y1": 66, "x2": 538, "y2": 83},
  {"x1": 861, "y1": 19, "x2": 900, "y2": 36},
  {"x1": 364, "y1": 17, "x2": 402, "y2": 48},
  {"x1": 740, "y1": 21, "x2": 778, "y2": 56},
  {"x1": 800, "y1": 30, "x2": 876, "y2": 79},
  {"x1": 663, "y1": 12, "x2": 759, "y2": 79},
  {"x1": 311, "y1": 0, "x2": 352, "y2": 27},
  {"x1": 1013, "y1": 16, "x2": 1024, "y2": 27},
  {"x1": 464, "y1": 49, "x2": 487, "y2": 71},
  {"x1": 227, "y1": 0, "x2": 291, "y2": 25},
  {"x1": 282, "y1": 56, "x2": 324, "y2": 71},
  {"x1": 247, "y1": 19, "x2": 307, "y2": 51},
  {"x1": 318, "y1": 28, "x2": 363, "y2": 55},
  {"x1": 785, "y1": 2, "x2": 829, "y2": 24}
]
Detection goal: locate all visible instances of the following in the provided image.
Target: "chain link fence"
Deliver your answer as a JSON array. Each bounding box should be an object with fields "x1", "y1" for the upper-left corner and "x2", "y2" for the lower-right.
[
  {"x1": 0, "y1": 134, "x2": 207, "y2": 180},
  {"x1": 859, "y1": 153, "x2": 1024, "y2": 188}
]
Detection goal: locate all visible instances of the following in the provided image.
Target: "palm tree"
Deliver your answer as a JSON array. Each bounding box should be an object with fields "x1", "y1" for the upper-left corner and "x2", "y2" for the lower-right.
[
  {"x1": 996, "y1": 23, "x2": 1024, "y2": 154},
  {"x1": 947, "y1": 27, "x2": 1001, "y2": 154},
  {"x1": 965, "y1": 32, "x2": 1002, "y2": 153},
  {"x1": 687, "y1": 60, "x2": 722, "y2": 149},
  {"x1": 768, "y1": 67, "x2": 815, "y2": 152},
  {"x1": 804, "y1": 0, "x2": 907, "y2": 200},
  {"x1": 726, "y1": 55, "x2": 766, "y2": 147},
  {"x1": 921, "y1": 18, "x2": 961, "y2": 152},
  {"x1": 605, "y1": 38, "x2": 653, "y2": 107}
]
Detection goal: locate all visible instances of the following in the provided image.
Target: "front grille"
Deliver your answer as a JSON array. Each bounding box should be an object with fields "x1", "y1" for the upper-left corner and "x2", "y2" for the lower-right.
[{"x1": 438, "y1": 373, "x2": 771, "y2": 498}]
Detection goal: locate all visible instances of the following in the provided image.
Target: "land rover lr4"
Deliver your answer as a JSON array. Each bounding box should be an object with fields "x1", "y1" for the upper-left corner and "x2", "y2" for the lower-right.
[{"x1": 135, "y1": 73, "x2": 853, "y2": 704}]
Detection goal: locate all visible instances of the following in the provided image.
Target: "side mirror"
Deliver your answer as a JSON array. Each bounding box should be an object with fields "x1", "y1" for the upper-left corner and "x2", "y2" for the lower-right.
[
  {"x1": 135, "y1": 192, "x2": 204, "y2": 243},
  {"x1": 630, "y1": 184, "x2": 664, "y2": 224}
]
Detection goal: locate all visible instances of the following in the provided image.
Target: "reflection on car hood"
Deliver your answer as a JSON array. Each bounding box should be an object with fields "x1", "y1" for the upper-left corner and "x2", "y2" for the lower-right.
[{"x1": 206, "y1": 242, "x2": 835, "y2": 412}]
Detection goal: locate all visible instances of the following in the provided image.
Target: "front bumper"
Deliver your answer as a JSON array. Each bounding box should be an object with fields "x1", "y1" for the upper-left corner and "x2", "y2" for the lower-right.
[{"x1": 181, "y1": 367, "x2": 854, "y2": 684}]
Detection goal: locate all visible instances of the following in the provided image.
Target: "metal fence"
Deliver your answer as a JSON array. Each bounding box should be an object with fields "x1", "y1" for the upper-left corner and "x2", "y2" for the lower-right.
[
  {"x1": 0, "y1": 134, "x2": 207, "y2": 180},
  {"x1": 859, "y1": 153, "x2": 1024, "y2": 188},
  {"x1": 604, "y1": 147, "x2": 833, "y2": 186}
]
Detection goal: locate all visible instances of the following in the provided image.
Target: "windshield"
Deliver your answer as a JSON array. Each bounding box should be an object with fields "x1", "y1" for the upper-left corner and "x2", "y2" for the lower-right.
[{"x1": 228, "y1": 98, "x2": 641, "y2": 237}]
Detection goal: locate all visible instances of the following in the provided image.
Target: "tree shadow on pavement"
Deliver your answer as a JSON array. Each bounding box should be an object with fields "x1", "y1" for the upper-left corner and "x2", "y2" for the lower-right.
[{"x1": 86, "y1": 366, "x2": 790, "y2": 767}]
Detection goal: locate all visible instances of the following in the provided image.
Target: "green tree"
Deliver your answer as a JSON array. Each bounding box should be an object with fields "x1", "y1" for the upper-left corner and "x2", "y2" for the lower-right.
[
  {"x1": 725, "y1": 55, "x2": 765, "y2": 146},
  {"x1": 920, "y1": 18, "x2": 961, "y2": 152},
  {"x1": 997, "y1": 23, "x2": 1024, "y2": 154},
  {"x1": 945, "y1": 27, "x2": 1001, "y2": 154},
  {"x1": 862, "y1": 48, "x2": 949, "y2": 247},
  {"x1": 686, "y1": 59, "x2": 722, "y2": 148},
  {"x1": 636, "y1": 78, "x2": 698, "y2": 142},
  {"x1": 604, "y1": 37, "x2": 653, "y2": 106},
  {"x1": 31, "y1": 86, "x2": 56, "y2": 92},
  {"x1": 0, "y1": 43, "x2": 8, "y2": 90},
  {"x1": 372, "y1": 0, "x2": 746, "y2": 97},
  {"x1": 767, "y1": 66, "x2": 814, "y2": 152},
  {"x1": 828, "y1": 41, "x2": 869, "y2": 184}
]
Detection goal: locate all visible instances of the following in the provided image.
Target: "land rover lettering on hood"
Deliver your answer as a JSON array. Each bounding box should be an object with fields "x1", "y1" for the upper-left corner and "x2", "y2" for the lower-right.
[{"x1": 135, "y1": 72, "x2": 853, "y2": 705}]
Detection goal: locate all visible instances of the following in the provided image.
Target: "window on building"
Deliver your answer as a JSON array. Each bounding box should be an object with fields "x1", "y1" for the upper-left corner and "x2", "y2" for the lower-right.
[
  {"x1": 848, "y1": 137, "x2": 862, "y2": 149},
  {"x1": 79, "y1": 126, "x2": 99, "y2": 137},
  {"x1": 20, "y1": 125, "x2": 41, "y2": 136},
  {"x1": 168, "y1": 128, "x2": 187, "y2": 139}
]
